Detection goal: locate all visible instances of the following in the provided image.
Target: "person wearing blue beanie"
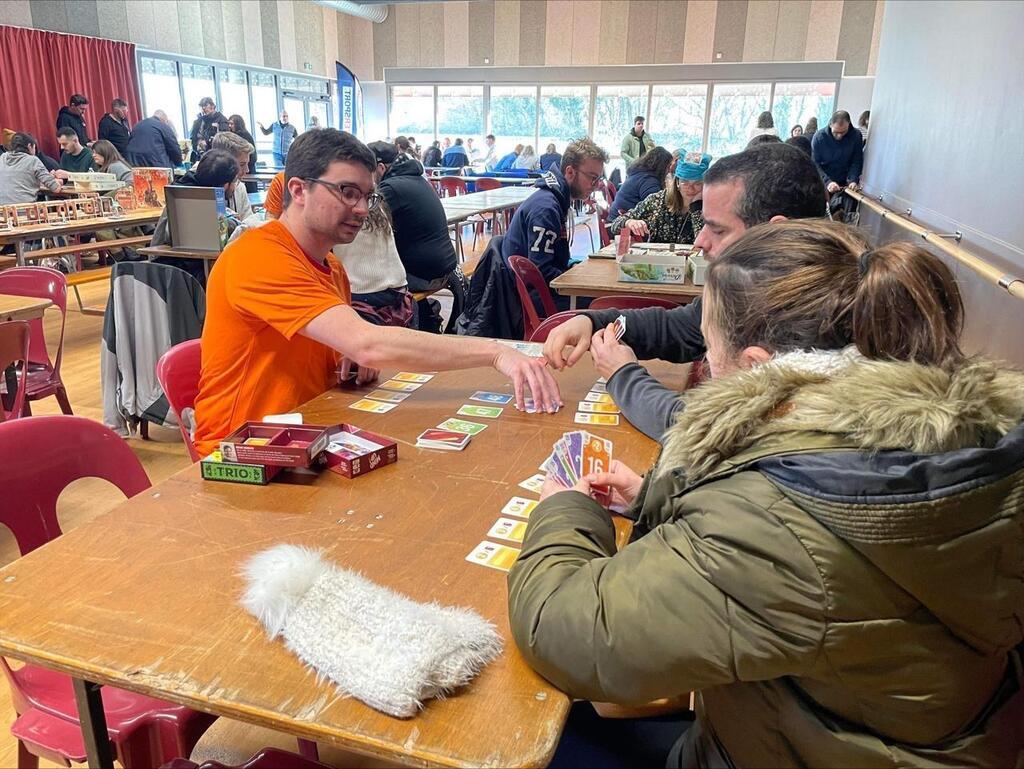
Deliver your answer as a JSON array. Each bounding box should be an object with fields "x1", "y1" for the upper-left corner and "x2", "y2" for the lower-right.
[{"x1": 609, "y1": 151, "x2": 711, "y2": 244}]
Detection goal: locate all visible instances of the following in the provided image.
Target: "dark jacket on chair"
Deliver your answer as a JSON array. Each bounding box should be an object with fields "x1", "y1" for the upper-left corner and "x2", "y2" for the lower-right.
[
  {"x1": 456, "y1": 235, "x2": 522, "y2": 340},
  {"x1": 379, "y1": 156, "x2": 457, "y2": 284}
]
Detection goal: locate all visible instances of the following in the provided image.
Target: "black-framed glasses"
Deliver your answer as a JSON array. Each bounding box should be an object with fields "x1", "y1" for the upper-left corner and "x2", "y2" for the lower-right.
[
  {"x1": 577, "y1": 169, "x2": 606, "y2": 185},
  {"x1": 303, "y1": 177, "x2": 382, "y2": 209}
]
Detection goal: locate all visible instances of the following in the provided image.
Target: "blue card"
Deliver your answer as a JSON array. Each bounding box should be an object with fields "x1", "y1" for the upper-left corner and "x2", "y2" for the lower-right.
[{"x1": 470, "y1": 391, "x2": 514, "y2": 405}]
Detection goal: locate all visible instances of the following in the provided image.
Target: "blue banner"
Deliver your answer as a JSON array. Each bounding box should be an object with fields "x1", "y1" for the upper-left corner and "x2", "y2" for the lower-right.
[{"x1": 335, "y1": 61, "x2": 362, "y2": 137}]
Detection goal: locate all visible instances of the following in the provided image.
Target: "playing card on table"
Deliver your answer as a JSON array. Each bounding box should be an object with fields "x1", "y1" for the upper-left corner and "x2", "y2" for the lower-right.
[
  {"x1": 437, "y1": 418, "x2": 488, "y2": 435},
  {"x1": 578, "y1": 401, "x2": 621, "y2": 414},
  {"x1": 379, "y1": 379, "x2": 422, "y2": 392},
  {"x1": 470, "y1": 391, "x2": 514, "y2": 405},
  {"x1": 576, "y1": 412, "x2": 620, "y2": 426},
  {"x1": 501, "y1": 496, "x2": 539, "y2": 519},
  {"x1": 366, "y1": 389, "x2": 412, "y2": 403},
  {"x1": 487, "y1": 517, "x2": 528, "y2": 543},
  {"x1": 416, "y1": 428, "x2": 471, "y2": 451},
  {"x1": 585, "y1": 392, "x2": 615, "y2": 403},
  {"x1": 392, "y1": 372, "x2": 434, "y2": 383},
  {"x1": 465, "y1": 540, "x2": 520, "y2": 572},
  {"x1": 518, "y1": 472, "x2": 546, "y2": 493},
  {"x1": 457, "y1": 404, "x2": 504, "y2": 419},
  {"x1": 349, "y1": 398, "x2": 397, "y2": 413},
  {"x1": 613, "y1": 314, "x2": 627, "y2": 341},
  {"x1": 590, "y1": 381, "x2": 608, "y2": 393}
]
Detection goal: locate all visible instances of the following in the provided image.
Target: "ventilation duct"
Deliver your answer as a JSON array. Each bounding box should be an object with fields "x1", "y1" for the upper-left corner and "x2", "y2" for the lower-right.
[{"x1": 311, "y1": 0, "x2": 389, "y2": 24}]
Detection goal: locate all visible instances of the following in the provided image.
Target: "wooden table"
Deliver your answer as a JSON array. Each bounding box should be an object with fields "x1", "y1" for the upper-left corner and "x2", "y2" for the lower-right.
[
  {"x1": 0, "y1": 361, "x2": 681, "y2": 769},
  {"x1": 138, "y1": 244, "x2": 221, "y2": 278},
  {"x1": 0, "y1": 294, "x2": 51, "y2": 322},
  {"x1": 0, "y1": 210, "x2": 163, "y2": 267},
  {"x1": 552, "y1": 258, "x2": 703, "y2": 309}
]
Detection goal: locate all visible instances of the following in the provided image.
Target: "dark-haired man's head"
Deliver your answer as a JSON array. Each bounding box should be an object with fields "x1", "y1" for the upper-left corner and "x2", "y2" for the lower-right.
[
  {"x1": 282, "y1": 128, "x2": 377, "y2": 245},
  {"x1": 746, "y1": 133, "x2": 782, "y2": 149},
  {"x1": 69, "y1": 94, "x2": 88, "y2": 116},
  {"x1": 193, "y1": 149, "x2": 240, "y2": 189},
  {"x1": 485, "y1": 134, "x2": 495, "y2": 145},
  {"x1": 57, "y1": 127, "x2": 82, "y2": 155},
  {"x1": 693, "y1": 143, "x2": 825, "y2": 259},
  {"x1": 455, "y1": 138, "x2": 463, "y2": 146},
  {"x1": 199, "y1": 97, "x2": 216, "y2": 115},
  {"x1": 785, "y1": 135, "x2": 813, "y2": 157},
  {"x1": 561, "y1": 138, "x2": 609, "y2": 200},
  {"x1": 367, "y1": 140, "x2": 398, "y2": 178},
  {"x1": 10, "y1": 133, "x2": 38, "y2": 155},
  {"x1": 829, "y1": 110, "x2": 852, "y2": 140},
  {"x1": 111, "y1": 98, "x2": 128, "y2": 120}
]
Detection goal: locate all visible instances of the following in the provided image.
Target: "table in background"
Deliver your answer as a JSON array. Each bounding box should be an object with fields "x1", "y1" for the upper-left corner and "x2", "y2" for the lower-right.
[
  {"x1": 443, "y1": 187, "x2": 537, "y2": 259},
  {"x1": 0, "y1": 295, "x2": 51, "y2": 322},
  {"x1": 552, "y1": 258, "x2": 703, "y2": 309},
  {"x1": 138, "y1": 245, "x2": 221, "y2": 278},
  {"x1": 0, "y1": 210, "x2": 163, "y2": 266},
  {"x1": 0, "y1": 361, "x2": 683, "y2": 769}
]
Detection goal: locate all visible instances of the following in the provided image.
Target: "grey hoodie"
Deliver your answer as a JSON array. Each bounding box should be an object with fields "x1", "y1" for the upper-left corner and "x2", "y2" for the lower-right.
[{"x1": 0, "y1": 152, "x2": 62, "y2": 205}]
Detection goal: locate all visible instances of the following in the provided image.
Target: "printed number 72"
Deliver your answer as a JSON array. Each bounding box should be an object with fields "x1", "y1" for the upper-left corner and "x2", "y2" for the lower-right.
[{"x1": 531, "y1": 227, "x2": 557, "y2": 254}]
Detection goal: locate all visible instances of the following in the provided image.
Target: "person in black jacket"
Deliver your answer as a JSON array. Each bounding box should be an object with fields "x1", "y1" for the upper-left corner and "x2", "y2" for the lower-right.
[
  {"x1": 98, "y1": 98, "x2": 132, "y2": 156},
  {"x1": 126, "y1": 111, "x2": 183, "y2": 169},
  {"x1": 55, "y1": 93, "x2": 91, "y2": 146},
  {"x1": 370, "y1": 140, "x2": 458, "y2": 332},
  {"x1": 189, "y1": 97, "x2": 229, "y2": 161},
  {"x1": 422, "y1": 140, "x2": 442, "y2": 168},
  {"x1": 227, "y1": 114, "x2": 259, "y2": 174},
  {"x1": 607, "y1": 146, "x2": 672, "y2": 222}
]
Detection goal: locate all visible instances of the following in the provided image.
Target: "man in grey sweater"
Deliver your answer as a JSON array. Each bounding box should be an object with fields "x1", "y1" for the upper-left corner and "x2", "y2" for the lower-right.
[
  {"x1": 0, "y1": 133, "x2": 69, "y2": 205},
  {"x1": 543, "y1": 143, "x2": 827, "y2": 440}
]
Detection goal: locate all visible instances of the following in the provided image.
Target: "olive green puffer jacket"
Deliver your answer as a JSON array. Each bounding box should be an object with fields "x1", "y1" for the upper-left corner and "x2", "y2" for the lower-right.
[{"x1": 509, "y1": 353, "x2": 1024, "y2": 768}]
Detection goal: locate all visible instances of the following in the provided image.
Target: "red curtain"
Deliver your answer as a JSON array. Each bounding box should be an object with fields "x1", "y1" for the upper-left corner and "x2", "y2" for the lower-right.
[{"x1": 0, "y1": 25, "x2": 139, "y2": 159}]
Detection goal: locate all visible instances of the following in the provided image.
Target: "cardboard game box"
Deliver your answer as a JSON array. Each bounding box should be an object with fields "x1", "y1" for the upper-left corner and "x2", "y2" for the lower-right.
[
  {"x1": 617, "y1": 243, "x2": 692, "y2": 284},
  {"x1": 320, "y1": 424, "x2": 399, "y2": 479},
  {"x1": 132, "y1": 167, "x2": 173, "y2": 209}
]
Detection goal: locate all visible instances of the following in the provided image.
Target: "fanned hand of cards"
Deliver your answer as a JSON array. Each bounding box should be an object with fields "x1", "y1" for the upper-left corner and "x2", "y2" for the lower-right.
[
  {"x1": 613, "y1": 314, "x2": 626, "y2": 341},
  {"x1": 541, "y1": 431, "x2": 612, "y2": 489}
]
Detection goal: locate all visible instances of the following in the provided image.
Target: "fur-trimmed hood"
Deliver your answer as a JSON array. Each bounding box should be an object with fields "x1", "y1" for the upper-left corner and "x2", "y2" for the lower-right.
[{"x1": 661, "y1": 350, "x2": 1024, "y2": 483}]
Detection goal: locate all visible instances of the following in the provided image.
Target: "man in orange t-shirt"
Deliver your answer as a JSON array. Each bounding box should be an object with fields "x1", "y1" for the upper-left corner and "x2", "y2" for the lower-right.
[
  {"x1": 193, "y1": 129, "x2": 562, "y2": 457},
  {"x1": 263, "y1": 171, "x2": 284, "y2": 219}
]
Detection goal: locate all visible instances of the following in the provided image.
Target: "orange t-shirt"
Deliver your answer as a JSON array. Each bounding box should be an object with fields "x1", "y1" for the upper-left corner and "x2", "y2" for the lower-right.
[
  {"x1": 193, "y1": 220, "x2": 351, "y2": 456},
  {"x1": 264, "y1": 171, "x2": 285, "y2": 218}
]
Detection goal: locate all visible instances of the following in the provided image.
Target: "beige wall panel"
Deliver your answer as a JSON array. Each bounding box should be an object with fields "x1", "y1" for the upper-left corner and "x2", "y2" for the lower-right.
[
  {"x1": 322, "y1": 5, "x2": 338, "y2": 74},
  {"x1": 125, "y1": 0, "x2": 158, "y2": 50},
  {"x1": 220, "y1": 0, "x2": 245, "y2": 62},
  {"x1": 626, "y1": 0, "x2": 660, "y2": 65},
  {"x1": 444, "y1": 1, "x2": 470, "y2": 67},
  {"x1": 200, "y1": 0, "x2": 226, "y2": 61},
  {"x1": 151, "y1": 0, "x2": 183, "y2": 54},
  {"x1": 683, "y1": 0, "x2": 717, "y2": 63},
  {"x1": 276, "y1": 0, "x2": 298, "y2": 72},
  {"x1": 242, "y1": 0, "x2": 265, "y2": 65},
  {"x1": 372, "y1": 11, "x2": 396, "y2": 79},
  {"x1": 867, "y1": 0, "x2": 884, "y2": 75},
  {"x1": 570, "y1": 0, "x2": 601, "y2": 65},
  {"x1": 655, "y1": 0, "x2": 687, "y2": 64},
  {"x1": 545, "y1": 0, "x2": 575, "y2": 66},
  {"x1": 468, "y1": 0, "x2": 494, "y2": 66},
  {"x1": 4, "y1": 0, "x2": 34, "y2": 28},
  {"x1": 518, "y1": 0, "x2": 547, "y2": 66},
  {"x1": 345, "y1": 16, "x2": 375, "y2": 82},
  {"x1": 259, "y1": 0, "x2": 280, "y2": 68},
  {"x1": 97, "y1": 0, "x2": 131, "y2": 41},
  {"x1": 493, "y1": 0, "x2": 520, "y2": 65},
  {"x1": 177, "y1": 0, "x2": 204, "y2": 59},
  {"x1": 395, "y1": 3, "x2": 421, "y2": 68},
  {"x1": 29, "y1": 0, "x2": 68, "y2": 33},
  {"x1": 836, "y1": 0, "x2": 876, "y2": 75},
  {"x1": 773, "y1": 0, "x2": 811, "y2": 61},
  {"x1": 743, "y1": 0, "x2": 779, "y2": 62},
  {"x1": 597, "y1": 0, "x2": 629, "y2": 66},
  {"x1": 420, "y1": 4, "x2": 446, "y2": 67},
  {"x1": 293, "y1": 0, "x2": 325, "y2": 75},
  {"x1": 712, "y1": 0, "x2": 748, "y2": 62},
  {"x1": 804, "y1": 0, "x2": 843, "y2": 60}
]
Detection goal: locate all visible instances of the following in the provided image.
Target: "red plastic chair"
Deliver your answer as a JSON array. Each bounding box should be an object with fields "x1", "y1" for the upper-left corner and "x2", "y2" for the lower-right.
[
  {"x1": 0, "y1": 320, "x2": 30, "y2": 422},
  {"x1": 0, "y1": 415, "x2": 216, "y2": 768},
  {"x1": 598, "y1": 218, "x2": 612, "y2": 248},
  {"x1": 529, "y1": 311, "x2": 583, "y2": 343},
  {"x1": 589, "y1": 296, "x2": 682, "y2": 311},
  {"x1": 0, "y1": 267, "x2": 72, "y2": 415},
  {"x1": 507, "y1": 255, "x2": 559, "y2": 341},
  {"x1": 439, "y1": 177, "x2": 467, "y2": 197},
  {"x1": 161, "y1": 747, "x2": 333, "y2": 769},
  {"x1": 475, "y1": 177, "x2": 502, "y2": 191},
  {"x1": 156, "y1": 339, "x2": 202, "y2": 462}
]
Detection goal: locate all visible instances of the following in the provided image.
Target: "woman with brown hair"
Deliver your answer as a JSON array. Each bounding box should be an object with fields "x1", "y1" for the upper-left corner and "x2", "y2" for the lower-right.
[
  {"x1": 609, "y1": 152, "x2": 710, "y2": 244},
  {"x1": 90, "y1": 139, "x2": 133, "y2": 183},
  {"x1": 509, "y1": 219, "x2": 1024, "y2": 768}
]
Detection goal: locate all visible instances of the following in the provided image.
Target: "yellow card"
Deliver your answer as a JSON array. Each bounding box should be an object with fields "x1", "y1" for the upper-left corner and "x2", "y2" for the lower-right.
[
  {"x1": 585, "y1": 392, "x2": 615, "y2": 403},
  {"x1": 243, "y1": 437, "x2": 272, "y2": 446},
  {"x1": 379, "y1": 379, "x2": 421, "y2": 392},
  {"x1": 501, "y1": 496, "x2": 539, "y2": 519},
  {"x1": 577, "y1": 401, "x2": 621, "y2": 414},
  {"x1": 488, "y1": 517, "x2": 528, "y2": 543},
  {"x1": 575, "y1": 412, "x2": 620, "y2": 426},
  {"x1": 465, "y1": 540, "x2": 521, "y2": 572},
  {"x1": 392, "y1": 372, "x2": 434, "y2": 383},
  {"x1": 349, "y1": 398, "x2": 397, "y2": 413}
]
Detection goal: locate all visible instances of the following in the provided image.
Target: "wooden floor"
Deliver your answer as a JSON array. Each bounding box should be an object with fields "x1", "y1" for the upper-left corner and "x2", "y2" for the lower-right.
[{"x1": 0, "y1": 217, "x2": 602, "y2": 767}]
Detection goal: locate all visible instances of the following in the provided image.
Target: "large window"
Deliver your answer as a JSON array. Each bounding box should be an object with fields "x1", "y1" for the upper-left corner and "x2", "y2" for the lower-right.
[
  {"x1": 707, "y1": 82, "x2": 771, "y2": 157},
  {"x1": 593, "y1": 85, "x2": 648, "y2": 160},
  {"x1": 538, "y1": 86, "x2": 590, "y2": 156},
  {"x1": 650, "y1": 84, "x2": 707, "y2": 155},
  {"x1": 250, "y1": 72, "x2": 278, "y2": 167},
  {"x1": 489, "y1": 86, "x2": 537, "y2": 155},
  {"x1": 772, "y1": 81, "x2": 836, "y2": 137},
  {"x1": 389, "y1": 85, "x2": 434, "y2": 139},
  {"x1": 180, "y1": 63, "x2": 216, "y2": 138},
  {"x1": 437, "y1": 85, "x2": 484, "y2": 145},
  {"x1": 140, "y1": 56, "x2": 185, "y2": 138},
  {"x1": 219, "y1": 68, "x2": 251, "y2": 128}
]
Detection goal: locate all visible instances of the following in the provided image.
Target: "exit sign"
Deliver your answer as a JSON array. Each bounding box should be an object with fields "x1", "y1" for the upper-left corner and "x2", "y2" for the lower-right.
[{"x1": 303, "y1": 62, "x2": 313, "y2": 72}]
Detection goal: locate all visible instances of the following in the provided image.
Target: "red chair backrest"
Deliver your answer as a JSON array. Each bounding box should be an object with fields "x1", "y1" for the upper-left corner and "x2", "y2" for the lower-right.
[
  {"x1": 529, "y1": 310, "x2": 582, "y2": 343},
  {"x1": 507, "y1": 255, "x2": 559, "y2": 341},
  {"x1": 439, "y1": 177, "x2": 467, "y2": 197},
  {"x1": 598, "y1": 218, "x2": 611, "y2": 248},
  {"x1": 0, "y1": 415, "x2": 150, "y2": 556},
  {"x1": 156, "y1": 339, "x2": 202, "y2": 462},
  {"x1": 0, "y1": 320, "x2": 30, "y2": 421},
  {"x1": 475, "y1": 177, "x2": 502, "y2": 191},
  {"x1": 589, "y1": 295, "x2": 682, "y2": 311},
  {"x1": 0, "y1": 267, "x2": 67, "y2": 375}
]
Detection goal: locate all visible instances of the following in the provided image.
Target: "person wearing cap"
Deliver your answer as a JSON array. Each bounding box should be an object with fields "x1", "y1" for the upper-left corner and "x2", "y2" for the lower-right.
[
  {"x1": 56, "y1": 93, "x2": 91, "y2": 146},
  {"x1": 620, "y1": 116, "x2": 655, "y2": 167},
  {"x1": 609, "y1": 151, "x2": 710, "y2": 245},
  {"x1": 373, "y1": 138, "x2": 458, "y2": 332}
]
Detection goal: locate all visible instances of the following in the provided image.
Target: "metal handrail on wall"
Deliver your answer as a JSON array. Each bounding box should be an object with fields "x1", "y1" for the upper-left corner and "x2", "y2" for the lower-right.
[{"x1": 845, "y1": 189, "x2": 1024, "y2": 302}]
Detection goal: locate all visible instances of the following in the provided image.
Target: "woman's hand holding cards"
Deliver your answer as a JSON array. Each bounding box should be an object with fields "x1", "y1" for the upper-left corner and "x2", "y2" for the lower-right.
[
  {"x1": 584, "y1": 460, "x2": 643, "y2": 508},
  {"x1": 590, "y1": 321, "x2": 639, "y2": 380}
]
